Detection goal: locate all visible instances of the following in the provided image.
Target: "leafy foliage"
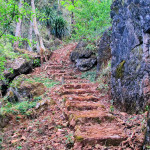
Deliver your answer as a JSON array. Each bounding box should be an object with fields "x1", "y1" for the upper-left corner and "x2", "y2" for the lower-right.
[
  {"x1": 61, "y1": 0, "x2": 112, "y2": 41},
  {"x1": 39, "y1": 4, "x2": 67, "y2": 39},
  {"x1": 1, "y1": 100, "x2": 37, "y2": 115},
  {"x1": 0, "y1": 0, "x2": 31, "y2": 38}
]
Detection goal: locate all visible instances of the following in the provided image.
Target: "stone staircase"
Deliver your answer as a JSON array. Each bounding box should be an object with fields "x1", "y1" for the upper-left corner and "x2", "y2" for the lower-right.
[{"x1": 44, "y1": 43, "x2": 127, "y2": 149}]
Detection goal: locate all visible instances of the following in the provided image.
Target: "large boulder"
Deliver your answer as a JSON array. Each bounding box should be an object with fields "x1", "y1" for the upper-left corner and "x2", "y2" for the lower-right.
[
  {"x1": 0, "y1": 114, "x2": 11, "y2": 128},
  {"x1": 1, "y1": 57, "x2": 40, "y2": 96},
  {"x1": 111, "y1": 0, "x2": 150, "y2": 113},
  {"x1": 75, "y1": 58, "x2": 97, "y2": 71},
  {"x1": 70, "y1": 50, "x2": 93, "y2": 62},
  {"x1": 75, "y1": 40, "x2": 88, "y2": 49},
  {"x1": 70, "y1": 39, "x2": 96, "y2": 71},
  {"x1": 4, "y1": 58, "x2": 33, "y2": 81}
]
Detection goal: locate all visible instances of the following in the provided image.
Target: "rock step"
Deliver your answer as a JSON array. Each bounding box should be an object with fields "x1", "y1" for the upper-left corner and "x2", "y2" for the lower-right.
[
  {"x1": 64, "y1": 76, "x2": 77, "y2": 79},
  {"x1": 65, "y1": 101, "x2": 104, "y2": 111},
  {"x1": 47, "y1": 70, "x2": 66, "y2": 74},
  {"x1": 74, "y1": 124, "x2": 126, "y2": 146},
  {"x1": 60, "y1": 89, "x2": 95, "y2": 95},
  {"x1": 68, "y1": 110, "x2": 115, "y2": 125},
  {"x1": 64, "y1": 80, "x2": 89, "y2": 84},
  {"x1": 63, "y1": 95, "x2": 99, "y2": 102},
  {"x1": 47, "y1": 63, "x2": 63, "y2": 66},
  {"x1": 48, "y1": 66, "x2": 66, "y2": 69},
  {"x1": 63, "y1": 83, "x2": 97, "y2": 89},
  {"x1": 49, "y1": 73, "x2": 69, "y2": 77}
]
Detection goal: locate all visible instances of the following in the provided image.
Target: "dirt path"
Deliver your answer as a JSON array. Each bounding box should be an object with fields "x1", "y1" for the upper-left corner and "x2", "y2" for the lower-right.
[{"x1": 2, "y1": 43, "x2": 146, "y2": 150}]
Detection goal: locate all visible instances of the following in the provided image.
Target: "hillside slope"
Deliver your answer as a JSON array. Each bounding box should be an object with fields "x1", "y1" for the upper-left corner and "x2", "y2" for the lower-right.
[{"x1": 1, "y1": 43, "x2": 146, "y2": 150}]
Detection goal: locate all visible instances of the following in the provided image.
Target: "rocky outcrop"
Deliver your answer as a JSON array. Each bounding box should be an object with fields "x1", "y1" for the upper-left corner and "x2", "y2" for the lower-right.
[
  {"x1": 111, "y1": 0, "x2": 150, "y2": 113},
  {"x1": 96, "y1": 27, "x2": 112, "y2": 78},
  {"x1": 1, "y1": 57, "x2": 40, "y2": 96},
  {"x1": 70, "y1": 40, "x2": 97, "y2": 71},
  {"x1": 2, "y1": 74, "x2": 45, "y2": 103}
]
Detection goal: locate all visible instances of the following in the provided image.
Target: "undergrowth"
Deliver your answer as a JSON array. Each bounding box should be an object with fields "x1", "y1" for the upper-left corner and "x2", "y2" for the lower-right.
[
  {"x1": 80, "y1": 70, "x2": 97, "y2": 82},
  {"x1": 0, "y1": 98, "x2": 39, "y2": 116},
  {"x1": 25, "y1": 76, "x2": 59, "y2": 88},
  {"x1": 0, "y1": 76, "x2": 59, "y2": 117},
  {"x1": 97, "y1": 61, "x2": 111, "y2": 93}
]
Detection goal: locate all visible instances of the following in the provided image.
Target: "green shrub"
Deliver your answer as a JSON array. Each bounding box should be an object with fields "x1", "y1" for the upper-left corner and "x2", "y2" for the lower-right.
[{"x1": 1, "y1": 101, "x2": 37, "y2": 115}]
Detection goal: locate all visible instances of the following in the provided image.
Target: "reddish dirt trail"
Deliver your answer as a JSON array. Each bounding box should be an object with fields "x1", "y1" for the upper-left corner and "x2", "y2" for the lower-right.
[
  {"x1": 2, "y1": 43, "x2": 146, "y2": 150},
  {"x1": 39, "y1": 43, "x2": 145, "y2": 149},
  {"x1": 45, "y1": 44, "x2": 127, "y2": 149}
]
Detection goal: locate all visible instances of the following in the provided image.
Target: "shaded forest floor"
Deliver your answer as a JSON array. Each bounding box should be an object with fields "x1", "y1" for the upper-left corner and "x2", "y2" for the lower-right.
[{"x1": 1, "y1": 43, "x2": 147, "y2": 150}]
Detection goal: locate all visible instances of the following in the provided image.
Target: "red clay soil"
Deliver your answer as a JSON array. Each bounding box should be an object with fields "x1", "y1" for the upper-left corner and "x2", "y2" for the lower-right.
[{"x1": 1, "y1": 43, "x2": 147, "y2": 150}]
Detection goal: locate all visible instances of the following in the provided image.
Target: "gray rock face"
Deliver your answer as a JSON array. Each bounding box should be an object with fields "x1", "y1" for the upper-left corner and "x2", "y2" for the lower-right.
[
  {"x1": 111, "y1": 0, "x2": 150, "y2": 113},
  {"x1": 4, "y1": 58, "x2": 33, "y2": 81},
  {"x1": 96, "y1": 27, "x2": 112, "y2": 77},
  {"x1": 75, "y1": 58, "x2": 97, "y2": 71},
  {"x1": 70, "y1": 40, "x2": 96, "y2": 71},
  {"x1": 70, "y1": 50, "x2": 93, "y2": 62}
]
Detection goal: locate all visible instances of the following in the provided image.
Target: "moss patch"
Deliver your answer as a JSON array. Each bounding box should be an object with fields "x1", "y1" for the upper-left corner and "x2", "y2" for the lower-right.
[
  {"x1": 74, "y1": 135, "x2": 84, "y2": 142},
  {"x1": 116, "y1": 60, "x2": 125, "y2": 79}
]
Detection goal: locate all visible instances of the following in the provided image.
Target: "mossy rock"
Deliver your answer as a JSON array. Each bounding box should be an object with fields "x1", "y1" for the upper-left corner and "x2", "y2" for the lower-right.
[
  {"x1": 4, "y1": 75, "x2": 46, "y2": 104},
  {"x1": 0, "y1": 114, "x2": 11, "y2": 128}
]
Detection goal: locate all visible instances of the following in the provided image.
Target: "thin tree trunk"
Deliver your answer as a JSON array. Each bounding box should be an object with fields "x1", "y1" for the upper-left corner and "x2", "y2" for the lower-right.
[
  {"x1": 31, "y1": 0, "x2": 45, "y2": 53},
  {"x1": 13, "y1": 0, "x2": 23, "y2": 48},
  {"x1": 58, "y1": 0, "x2": 60, "y2": 11},
  {"x1": 71, "y1": 0, "x2": 75, "y2": 34},
  {"x1": 28, "y1": 20, "x2": 33, "y2": 52}
]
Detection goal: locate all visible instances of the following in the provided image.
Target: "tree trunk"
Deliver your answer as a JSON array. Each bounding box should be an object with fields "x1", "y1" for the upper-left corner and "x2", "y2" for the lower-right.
[
  {"x1": 70, "y1": 0, "x2": 75, "y2": 34},
  {"x1": 28, "y1": 20, "x2": 33, "y2": 52},
  {"x1": 58, "y1": 0, "x2": 60, "y2": 11},
  {"x1": 13, "y1": 0, "x2": 23, "y2": 48},
  {"x1": 31, "y1": 0, "x2": 45, "y2": 53}
]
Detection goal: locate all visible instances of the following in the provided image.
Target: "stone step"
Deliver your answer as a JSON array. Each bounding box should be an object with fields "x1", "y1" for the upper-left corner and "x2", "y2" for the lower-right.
[
  {"x1": 63, "y1": 83, "x2": 97, "y2": 89},
  {"x1": 49, "y1": 73, "x2": 68, "y2": 77},
  {"x1": 49, "y1": 66, "x2": 64, "y2": 69},
  {"x1": 64, "y1": 76, "x2": 77, "y2": 80},
  {"x1": 48, "y1": 70, "x2": 66, "y2": 74},
  {"x1": 60, "y1": 89, "x2": 95, "y2": 95},
  {"x1": 68, "y1": 110, "x2": 114, "y2": 125},
  {"x1": 65, "y1": 80, "x2": 89, "y2": 84},
  {"x1": 65, "y1": 101, "x2": 104, "y2": 111},
  {"x1": 47, "y1": 63, "x2": 62, "y2": 66},
  {"x1": 63, "y1": 95, "x2": 99, "y2": 102},
  {"x1": 74, "y1": 124, "x2": 126, "y2": 146}
]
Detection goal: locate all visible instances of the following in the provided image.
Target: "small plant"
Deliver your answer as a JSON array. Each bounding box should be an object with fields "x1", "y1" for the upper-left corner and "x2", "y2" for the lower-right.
[
  {"x1": 16, "y1": 145, "x2": 22, "y2": 150},
  {"x1": 33, "y1": 58, "x2": 41, "y2": 67},
  {"x1": 110, "y1": 105, "x2": 114, "y2": 112},
  {"x1": 65, "y1": 133, "x2": 74, "y2": 148},
  {"x1": 146, "y1": 105, "x2": 150, "y2": 111},
  {"x1": 110, "y1": 99, "x2": 114, "y2": 112},
  {"x1": 34, "y1": 96, "x2": 42, "y2": 101},
  {"x1": 81, "y1": 70, "x2": 97, "y2": 82}
]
